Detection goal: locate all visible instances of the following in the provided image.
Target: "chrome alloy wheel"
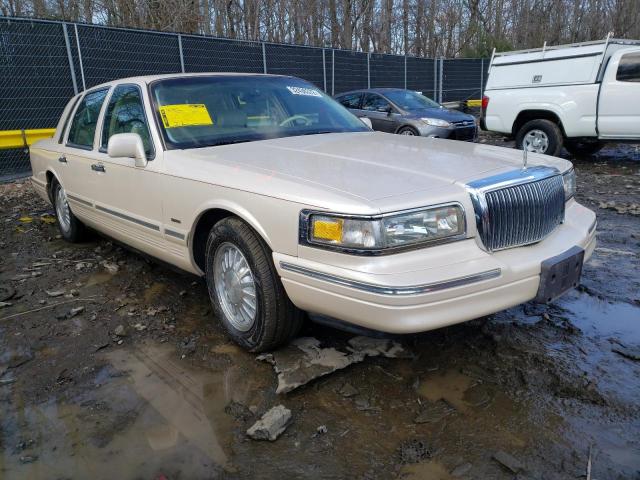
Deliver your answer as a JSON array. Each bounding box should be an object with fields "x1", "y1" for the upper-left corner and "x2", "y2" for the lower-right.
[
  {"x1": 55, "y1": 185, "x2": 71, "y2": 234},
  {"x1": 213, "y1": 242, "x2": 257, "y2": 331},
  {"x1": 522, "y1": 129, "x2": 549, "y2": 153},
  {"x1": 400, "y1": 129, "x2": 416, "y2": 135}
]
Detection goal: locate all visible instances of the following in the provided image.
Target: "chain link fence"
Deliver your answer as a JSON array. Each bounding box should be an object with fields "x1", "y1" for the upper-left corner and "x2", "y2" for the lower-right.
[{"x1": 0, "y1": 17, "x2": 488, "y2": 181}]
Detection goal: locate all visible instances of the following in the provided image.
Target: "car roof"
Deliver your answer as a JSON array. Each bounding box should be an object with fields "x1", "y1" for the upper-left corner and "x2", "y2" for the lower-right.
[
  {"x1": 83, "y1": 72, "x2": 291, "y2": 92},
  {"x1": 335, "y1": 88, "x2": 409, "y2": 97}
]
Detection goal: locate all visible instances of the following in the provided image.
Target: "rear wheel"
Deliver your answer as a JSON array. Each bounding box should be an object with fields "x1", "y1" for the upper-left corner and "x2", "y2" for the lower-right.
[
  {"x1": 205, "y1": 217, "x2": 303, "y2": 352},
  {"x1": 564, "y1": 140, "x2": 604, "y2": 157},
  {"x1": 398, "y1": 126, "x2": 419, "y2": 136},
  {"x1": 515, "y1": 119, "x2": 563, "y2": 156},
  {"x1": 52, "y1": 180, "x2": 86, "y2": 242}
]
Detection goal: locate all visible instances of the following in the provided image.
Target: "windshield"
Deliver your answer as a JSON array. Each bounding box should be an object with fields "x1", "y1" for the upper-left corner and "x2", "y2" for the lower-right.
[
  {"x1": 150, "y1": 76, "x2": 368, "y2": 149},
  {"x1": 383, "y1": 90, "x2": 441, "y2": 111}
]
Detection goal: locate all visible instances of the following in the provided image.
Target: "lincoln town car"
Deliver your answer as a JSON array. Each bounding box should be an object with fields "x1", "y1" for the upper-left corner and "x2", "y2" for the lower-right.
[{"x1": 29, "y1": 73, "x2": 597, "y2": 352}]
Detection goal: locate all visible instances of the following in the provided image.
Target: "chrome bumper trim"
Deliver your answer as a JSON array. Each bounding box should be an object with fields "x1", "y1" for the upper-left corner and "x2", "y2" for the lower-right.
[{"x1": 279, "y1": 262, "x2": 501, "y2": 296}]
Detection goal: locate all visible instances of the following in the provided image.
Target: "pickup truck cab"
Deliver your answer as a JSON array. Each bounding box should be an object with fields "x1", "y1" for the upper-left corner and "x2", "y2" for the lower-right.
[{"x1": 481, "y1": 38, "x2": 640, "y2": 156}]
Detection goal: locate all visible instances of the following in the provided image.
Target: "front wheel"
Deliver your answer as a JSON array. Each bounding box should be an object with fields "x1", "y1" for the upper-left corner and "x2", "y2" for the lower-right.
[
  {"x1": 397, "y1": 126, "x2": 419, "y2": 136},
  {"x1": 205, "y1": 217, "x2": 303, "y2": 352},
  {"x1": 515, "y1": 119, "x2": 563, "y2": 156},
  {"x1": 564, "y1": 140, "x2": 604, "y2": 157}
]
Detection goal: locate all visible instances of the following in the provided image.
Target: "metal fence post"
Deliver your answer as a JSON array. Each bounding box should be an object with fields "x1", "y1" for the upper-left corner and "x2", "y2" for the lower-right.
[
  {"x1": 367, "y1": 52, "x2": 370, "y2": 89},
  {"x1": 331, "y1": 49, "x2": 335, "y2": 96},
  {"x1": 62, "y1": 23, "x2": 78, "y2": 95},
  {"x1": 480, "y1": 58, "x2": 484, "y2": 98},
  {"x1": 404, "y1": 55, "x2": 407, "y2": 89},
  {"x1": 178, "y1": 34, "x2": 185, "y2": 73},
  {"x1": 262, "y1": 42, "x2": 267, "y2": 74},
  {"x1": 433, "y1": 57, "x2": 438, "y2": 101},
  {"x1": 322, "y1": 49, "x2": 327, "y2": 92},
  {"x1": 73, "y1": 23, "x2": 86, "y2": 91},
  {"x1": 438, "y1": 57, "x2": 444, "y2": 103}
]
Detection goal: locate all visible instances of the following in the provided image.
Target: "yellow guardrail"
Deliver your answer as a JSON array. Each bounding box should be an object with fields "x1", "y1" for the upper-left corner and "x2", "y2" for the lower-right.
[
  {"x1": 466, "y1": 99, "x2": 482, "y2": 108},
  {"x1": 0, "y1": 128, "x2": 56, "y2": 150}
]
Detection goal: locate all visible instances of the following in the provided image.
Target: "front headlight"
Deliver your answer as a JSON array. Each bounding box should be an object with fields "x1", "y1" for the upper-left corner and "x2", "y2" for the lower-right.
[
  {"x1": 562, "y1": 168, "x2": 576, "y2": 200},
  {"x1": 303, "y1": 204, "x2": 466, "y2": 253},
  {"x1": 420, "y1": 117, "x2": 451, "y2": 128}
]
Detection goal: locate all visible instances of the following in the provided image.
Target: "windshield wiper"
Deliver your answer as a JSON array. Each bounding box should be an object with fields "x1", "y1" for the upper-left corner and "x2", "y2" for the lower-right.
[{"x1": 201, "y1": 138, "x2": 254, "y2": 147}]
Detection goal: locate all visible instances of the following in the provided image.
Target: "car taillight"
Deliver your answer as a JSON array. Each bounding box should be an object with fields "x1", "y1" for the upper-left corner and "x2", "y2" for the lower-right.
[{"x1": 481, "y1": 96, "x2": 490, "y2": 110}]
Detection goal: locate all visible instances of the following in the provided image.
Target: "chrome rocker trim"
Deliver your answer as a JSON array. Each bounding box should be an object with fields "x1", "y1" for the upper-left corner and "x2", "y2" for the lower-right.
[{"x1": 279, "y1": 262, "x2": 502, "y2": 296}]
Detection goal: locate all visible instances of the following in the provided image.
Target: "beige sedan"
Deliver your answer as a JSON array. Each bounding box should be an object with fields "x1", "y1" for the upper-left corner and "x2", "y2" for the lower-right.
[{"x1": 29, "y1": 73, "x2": 596, "y2": 352}]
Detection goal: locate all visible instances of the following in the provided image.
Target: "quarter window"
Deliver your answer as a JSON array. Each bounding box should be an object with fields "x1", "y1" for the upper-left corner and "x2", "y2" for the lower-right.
[
  {"x1": 67, "y1": 89, "x2": 109, "y2": 149},
  {"x1": 101, "y1": 85, "x2": 153, "y2": 156},
  {"x1": 616, "y1": 52, "x2": 640, "y2": 82},
  {"x1": 337, "y1": 93, "x2": 362, "y2": 109},
  {"x1": 362, "y1": 93, "x2": 391, "y2": 112}
]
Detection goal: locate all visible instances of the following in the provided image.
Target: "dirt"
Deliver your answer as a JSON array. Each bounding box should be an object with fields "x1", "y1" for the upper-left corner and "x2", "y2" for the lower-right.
[{"x1": 1, "y1": 136, "x2": 639, "y2": 479}]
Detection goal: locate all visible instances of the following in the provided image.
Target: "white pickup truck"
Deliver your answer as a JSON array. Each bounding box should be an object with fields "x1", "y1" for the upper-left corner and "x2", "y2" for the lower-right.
[{"x1": 481, "y1": 38, "x2": 640, "y2": 156}]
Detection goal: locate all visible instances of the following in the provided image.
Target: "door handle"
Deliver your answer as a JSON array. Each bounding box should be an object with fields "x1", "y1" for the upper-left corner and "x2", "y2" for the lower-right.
[
  {"x1": 58, "y1": 155, "x2": 67, "y2": 163},
  {"x1": 91, "y1": 163, "x2": 105, "y2": 173}
]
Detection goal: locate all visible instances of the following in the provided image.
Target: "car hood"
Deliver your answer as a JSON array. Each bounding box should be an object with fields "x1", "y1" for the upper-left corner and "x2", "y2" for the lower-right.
[
  {"x1": 171, "y1": 132, "x2": 570, "y2": 212},
  {"x1": 405, "y1": 107, "x2": 474, "y2": 123}
]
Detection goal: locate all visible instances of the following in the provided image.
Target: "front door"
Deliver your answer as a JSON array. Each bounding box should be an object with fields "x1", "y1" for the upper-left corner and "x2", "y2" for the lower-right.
[
  {"x1": 598, "y1": 49, "x2": 640, "y2": 139},
  {"x1": 89, "y1": 84, "x2": 165, "y2": 258},
  {"x1": 360, "y1": 93, "x2": 398, "y2": 132}
]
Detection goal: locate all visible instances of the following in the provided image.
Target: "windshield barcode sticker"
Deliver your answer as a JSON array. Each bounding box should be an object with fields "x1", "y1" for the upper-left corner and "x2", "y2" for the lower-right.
[{"x1": 286, "y1": 86, "x2": 322, "y2": 97}]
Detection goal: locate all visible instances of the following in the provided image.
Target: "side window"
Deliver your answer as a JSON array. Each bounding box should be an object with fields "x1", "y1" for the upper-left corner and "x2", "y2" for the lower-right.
[
  {"x1": 101, "y1": 84, "x2": 153, "y2": 156},
  {"x1": 337, "y1": 93, "x2": 362, "y2": 109},
  {"x1": 67, "y1": 89, "x2": 109, "y2": 149},
  {"x1": 616, "y1": 52, "x2": 640, "y2": 82},
  {"x1": 58, "y1": 95, "x2": 81, "y2": 144},
  {"x1": 362, "y1": 93, "x2": 391, "y2": 112}
]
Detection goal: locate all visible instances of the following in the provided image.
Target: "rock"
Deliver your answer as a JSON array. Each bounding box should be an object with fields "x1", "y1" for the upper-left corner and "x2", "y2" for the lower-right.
[
  {"x1": 257, "y1": 336, "x2": 407, "y2": 394},
  {"x1": 399, "y1": 438, "x2": 431, "y2": 464},
  {"x1": 114, "y1": 325, "x2": 127, "y2": 337},
  {"x1": 316, "y1": 425, "x2": 328, "y2": 435},
  {"x1": 46, "y1": 290, "x2": 65, "y2": 297},
  {"x1": 0, "y1": 301, "x2": 12, "y2": 308},
  {"x1": 246, "y1": 405, "x2": 292, "y2": 441},
  {"x1": 102, "y1": 262, "x2": 119, "y2": 274},
  {"x1": 339, "y1": 382, "x2": 359, "y2": 398},
  {"x1": 133, "y1": 323, "x2": 147, "y2": 332},
  {"x1": 451, "y1": 462, "x2": 473, "y2": 477},
  {"x1": 19, "y1": 455, "x2": 38, "y2": 464},
  {"x1": 68, "y1": 306, "x2": 84, "y2": 318},
  {"x1": 492, "y1": 451, "x2": 523, "y2": 473},
  {"x1": 612, "y1": 344, "x2": 640, "y2": 361}
]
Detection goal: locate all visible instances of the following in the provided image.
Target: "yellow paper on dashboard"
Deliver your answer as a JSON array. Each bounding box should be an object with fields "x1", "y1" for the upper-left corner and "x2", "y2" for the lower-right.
[{"x1": 159, "y1": 104, "x2": 213, "y2": 128}]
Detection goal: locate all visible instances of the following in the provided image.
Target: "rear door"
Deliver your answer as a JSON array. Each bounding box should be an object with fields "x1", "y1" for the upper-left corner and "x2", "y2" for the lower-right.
[
  {"x1": 335, "y1": 92, "x2": 363, "y2": 115},
  {"x1": 597, "y1": 48, "x2": 640, "y2": 139},
  {"x1": 360, "y1": 93, "x2": 398, "y2": 132}
]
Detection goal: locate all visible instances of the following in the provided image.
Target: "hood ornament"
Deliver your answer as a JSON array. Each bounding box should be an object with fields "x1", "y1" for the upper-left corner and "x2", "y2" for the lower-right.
[{"x1": 522, "y1": 148, "x2": 528, "y2": 170}]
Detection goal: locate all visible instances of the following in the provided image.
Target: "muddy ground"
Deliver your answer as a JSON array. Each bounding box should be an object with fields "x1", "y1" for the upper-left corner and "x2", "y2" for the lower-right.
[{"x1": 1, "y1": 135, "x2": 639, "y2": 480}]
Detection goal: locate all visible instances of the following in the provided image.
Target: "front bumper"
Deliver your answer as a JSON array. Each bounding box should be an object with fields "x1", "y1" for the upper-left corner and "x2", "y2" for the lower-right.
[
  {"x1": 275, "y1": 201, "x2": 596, "y2": 334},
  {"x1": 416, "y1": 124, "x2": 477, "y2": 141}
]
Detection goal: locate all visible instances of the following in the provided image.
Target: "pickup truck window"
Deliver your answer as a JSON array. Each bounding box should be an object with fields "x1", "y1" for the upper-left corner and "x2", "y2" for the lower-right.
[
  {"x1": 150, "y1": 76, "x2": 368, "y2": 149},
  {"x1": 67, "y1": 88, "x2": 109, "y2": 149},
  {"x1": 617, "y1": 52, "x2": 640, "y2": 82},
  {"x1": 101, "y1": 84, "x2": 153, "y2": 156}
]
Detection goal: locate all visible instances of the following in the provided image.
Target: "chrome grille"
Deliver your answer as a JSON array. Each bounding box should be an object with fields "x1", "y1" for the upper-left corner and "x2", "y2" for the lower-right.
[{"x1": 467, "y1": 167, "x2": 565, "y2": 251}]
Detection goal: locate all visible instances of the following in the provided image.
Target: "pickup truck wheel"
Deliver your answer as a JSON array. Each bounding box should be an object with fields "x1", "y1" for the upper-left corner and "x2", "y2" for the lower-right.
[
  {"x1": 205, "y1": 217, "x2": 303, "y2": 352},
  {"x1": 564, "y1": 140, "x2": 604, "y2": 157},
  {"x1": 52, "y1": 180, "x2": 86, "y2": 242},
  {"x1": 515, "y1": 119, "x2": 563, "y2": 156}
]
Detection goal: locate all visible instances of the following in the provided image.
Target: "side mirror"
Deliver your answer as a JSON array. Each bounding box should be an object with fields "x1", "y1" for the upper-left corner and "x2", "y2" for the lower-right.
[
  {"x1": 360, "y1": 117, "x2": 372, "y2": 129},
  {"x1": 107, "y1": 133, "x2": 147, "y2": 167}
]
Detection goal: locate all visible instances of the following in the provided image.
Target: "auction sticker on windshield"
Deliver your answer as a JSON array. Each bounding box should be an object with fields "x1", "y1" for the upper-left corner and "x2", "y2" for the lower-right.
[
  {"x1": 159, "y1": 104, "x2": 213, "y2": 128},
  {"x1": 286, "y1": 86, "x2": 322, "y2": 97}
]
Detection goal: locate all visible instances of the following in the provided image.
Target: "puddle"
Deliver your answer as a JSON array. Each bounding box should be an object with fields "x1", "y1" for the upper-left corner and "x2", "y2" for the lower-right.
[
  {"x1": 84, "y1": 271, "x2": 115, "y2": 288},
  {"x1": 557, "y1": 291, "x2": 640, "y2": 343},
  {"x1": 418, "y1": 370, "x2": 473, "y2": 412},
  {"x1": 0, "y1": 342, "x2": 262, "y2": 479}
]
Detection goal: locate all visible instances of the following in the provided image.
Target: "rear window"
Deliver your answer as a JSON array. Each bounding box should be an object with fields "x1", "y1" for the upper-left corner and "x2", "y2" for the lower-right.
[{"x1": 617, "y1": 52, "x2": 640, "y2": 82}]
